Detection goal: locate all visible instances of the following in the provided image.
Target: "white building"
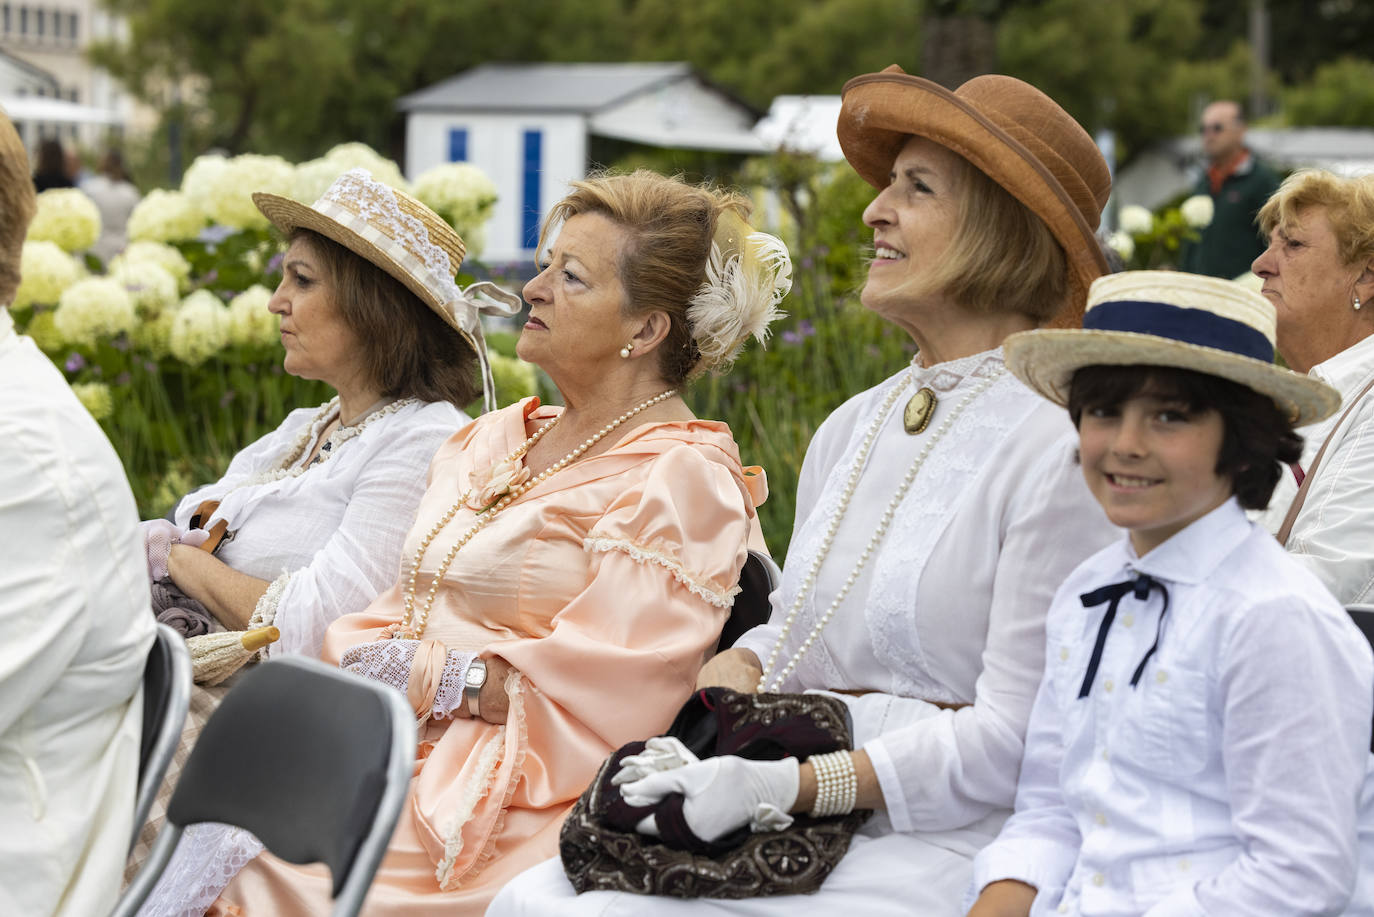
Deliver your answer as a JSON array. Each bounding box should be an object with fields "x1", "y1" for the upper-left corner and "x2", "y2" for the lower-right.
[{"x1": 398, "y1": 62, "x2": 766, "y2": 265}]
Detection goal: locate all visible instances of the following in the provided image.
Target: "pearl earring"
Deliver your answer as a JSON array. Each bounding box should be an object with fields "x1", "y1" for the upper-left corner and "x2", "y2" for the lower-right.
[
  {"x1": 1355, "y1": 295, "x2": 1363, "y2": 312},
  {"x1": 619, "y1": 342, "x2": 635, "y2": 358}
]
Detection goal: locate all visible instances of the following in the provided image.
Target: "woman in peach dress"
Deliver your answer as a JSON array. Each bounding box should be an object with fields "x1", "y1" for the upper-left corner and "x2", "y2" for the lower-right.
[{"x1": 136, "y1": 170, "x2": 789, "y2": 916}]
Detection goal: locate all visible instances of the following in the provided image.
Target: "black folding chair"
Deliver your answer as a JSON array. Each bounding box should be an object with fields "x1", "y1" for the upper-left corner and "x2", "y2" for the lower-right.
[
  {"x1": 114, "y1": 655, "x2": 415, "y2": 917},
  {"x1": 131, "y1": 622, "x2": 192, "y2": 853},
  {"x1": 717, "y1": 549, "x2": 779, "y2": 653},
  {"x1": 1348, "y1": 605, "x2": 1374, "y2": 754}
]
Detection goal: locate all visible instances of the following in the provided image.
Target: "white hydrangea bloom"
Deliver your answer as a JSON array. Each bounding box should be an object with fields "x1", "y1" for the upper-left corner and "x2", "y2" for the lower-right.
[
  {"x1": 127, "y1": 189, "x2": 207, "y2": 243},
  {"x1": 109, "y1": 259, "x2": 179, "y2": 318},
  {"x1": 28, "y1": 188, "x2": 102, "y2": 253},
  {"x1": 23, "y1": 310, "x2": 64, "y2": 352},
  {"x1": 412, "y1": 163, "x2": 498, "y2": 256},
  {"x1": 489, "y1": 352, "x2": 538, "y2": 406},
  {"x1": 1106, "y1": 230, "x2": 1135, "y2": 263},
  {"x1": 13, "y1": 240, "x2": 82, "y2": 310},
  {"x1": 323, "y1": 143, "x2": 410, "y2": 192},
  {"x1": 53, "y1": 277, "x2": 136, "y2": 346},
  {"x1": 70, "y1": 381, "x2": 113, "y2": 421},
  {"x1": 169, "y1": 289, "x2": 231, "y2": 365},
  {"x1": 184, "y1": 153, "x2": 295, "y2": 230},
  {"x1": 112, "y1": 241, "x2": 193, "y2": 289},
  {"x1": 1180, "y1": 194, "x2": 1215, "y2": 229},
  {"x1": 1119, "y1": 204, "x2": 1154, "y2": 236},
  {"x1": 132, "y1": 307, "x2": 178, "y2": 359},
  {"x1": 290, "y1": 158, "x2": 350, "y2": 204},
  {"x1": 227, "y1": 284, "x2": 278, "y2": 348}
]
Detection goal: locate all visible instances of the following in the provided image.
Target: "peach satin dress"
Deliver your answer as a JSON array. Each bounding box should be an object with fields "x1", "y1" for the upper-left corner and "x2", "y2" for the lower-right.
[{"x1": 209, "y1": 397, "x2": 765, "y2": 915}]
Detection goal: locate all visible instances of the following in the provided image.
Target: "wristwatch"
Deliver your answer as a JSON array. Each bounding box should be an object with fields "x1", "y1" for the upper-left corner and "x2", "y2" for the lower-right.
[{"x1": 464, "y1": 658, "x2": 488, "y2": 719}]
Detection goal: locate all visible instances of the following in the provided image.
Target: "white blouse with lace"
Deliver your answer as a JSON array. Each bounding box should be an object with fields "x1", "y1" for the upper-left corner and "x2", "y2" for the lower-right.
[{"x1": 173, "y1": 397, "x2": 468, "y2": 657}]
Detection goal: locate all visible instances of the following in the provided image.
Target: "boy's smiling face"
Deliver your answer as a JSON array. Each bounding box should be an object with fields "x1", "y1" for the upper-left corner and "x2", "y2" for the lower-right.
[{"x1": 1078, "y1": 391, "x2": 1234, "y2": 556}]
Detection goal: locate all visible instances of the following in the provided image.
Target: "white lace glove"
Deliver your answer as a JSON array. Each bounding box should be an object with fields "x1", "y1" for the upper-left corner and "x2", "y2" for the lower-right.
[
  {"x1": 618, "y1": 752, "x2": 800, "y2": 842},
  {"x1": 141, "y1": 519, "x2": 210, "y2": 581},
  {"x1": 612, "y1": 736, "x2": 701, "y2": 786},
  {"x1": 338, "y1": 638, "x2": 475, "y2": 721}
]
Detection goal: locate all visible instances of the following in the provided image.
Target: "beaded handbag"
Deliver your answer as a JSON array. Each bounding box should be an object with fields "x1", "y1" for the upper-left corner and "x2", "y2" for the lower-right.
[{"x1": 560, "y1": 687, "x2": 871, "y2": 899}]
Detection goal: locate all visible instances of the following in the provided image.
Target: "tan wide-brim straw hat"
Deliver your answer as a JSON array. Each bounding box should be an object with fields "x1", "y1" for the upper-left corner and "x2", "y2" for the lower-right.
[
  {"x1": 1004, "y1": 271, "x2": 1341, "y2": 426},
  {"x1": 837, "y1": 65, "x2": 1112, "y2": 328}
]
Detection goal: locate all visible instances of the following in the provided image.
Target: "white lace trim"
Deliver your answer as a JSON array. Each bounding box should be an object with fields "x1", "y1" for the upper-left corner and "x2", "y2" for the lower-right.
[
  {"x1": 320, "y1": 169, "x2": 458, "y2": 289},
  {"x1": 434, "y1": 726, "x2": 506, "y2": 888},
  {"x1": 247, "y1": 569, "x2": 292, "y2": 660},
  {"x1": 135, "y1": 822, "x2": 264, "y2": 917},
  {"x1": 585, "y1": 536, "x2": 740, "y2": 609},
  {"x1": 237, "y1": 396, "x2": 418, "y2": 491}
]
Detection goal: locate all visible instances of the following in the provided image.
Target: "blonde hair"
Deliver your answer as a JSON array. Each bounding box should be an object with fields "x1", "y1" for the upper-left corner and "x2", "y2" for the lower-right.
[
  {"x1": 539, "y1": 170, "x2": 753, "y2": 385},
  {"x1": 1258, "y1": 169, "x2": 1374, "y2": 268},
  {"x1": 919, "y1": 152, "x2": 1068, "y2": 325},
  {"x1": 0, "y1": 112, "x2": 37, "y2": 305}
]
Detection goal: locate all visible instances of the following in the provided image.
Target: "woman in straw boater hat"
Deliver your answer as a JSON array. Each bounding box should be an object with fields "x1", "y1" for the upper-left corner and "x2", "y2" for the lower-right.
[
  {"x1": 969, "y1": 270, "x2": 1374, "y2": 915},
  {"x1": 491, "y1": 66, "x2": 1120, "y2": 916},
  {"x1": 127, "y1": 168, "x2": 515, "y2": 865},
  {"x1": 140, "y1": 170, "x2": 784, "y2": 915}
]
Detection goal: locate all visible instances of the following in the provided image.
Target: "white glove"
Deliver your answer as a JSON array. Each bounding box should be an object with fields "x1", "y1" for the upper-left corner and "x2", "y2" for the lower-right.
[
  {"x1": 339, "y1": 638, "x2": 474, "y2": 721},
  {"x1": 611, "y1": 736, "x2": 701, "y2": 786},
  {"x1": 141, "y1": 519, "x2": 210, "y2": 581},
  {"x1": 619, "y1": 754, "x2": 800, "y2": 842}
]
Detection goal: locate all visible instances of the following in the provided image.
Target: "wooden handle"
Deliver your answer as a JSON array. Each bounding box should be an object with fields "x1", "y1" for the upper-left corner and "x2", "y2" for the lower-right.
[{"x1": 241, "y1": 626, "x2": 280, "y2": 652}]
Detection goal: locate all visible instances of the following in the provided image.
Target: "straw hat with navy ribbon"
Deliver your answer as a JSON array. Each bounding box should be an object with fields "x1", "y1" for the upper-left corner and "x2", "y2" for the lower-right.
[
  {"x1": 253, "y1": 168, "x2": 520, "y2": 412},
  {"x1": 1004, "y1": 270, "x2": 1341, "y2": 426}
]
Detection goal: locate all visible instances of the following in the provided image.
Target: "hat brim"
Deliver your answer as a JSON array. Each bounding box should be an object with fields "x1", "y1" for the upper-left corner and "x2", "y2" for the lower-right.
[
  {"x1": 838, "y1": 72, "x2": 1108, "y2": 328},
  {"x1": 1004, "y1": 329, "x2": 1341, "y2": 426},
  {"x1": 252, "y1": 191, "x2": 481, "y2": 362}
]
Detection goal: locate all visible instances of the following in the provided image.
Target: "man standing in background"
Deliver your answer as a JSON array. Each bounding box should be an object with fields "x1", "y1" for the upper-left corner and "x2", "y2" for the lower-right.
[{"x1": 1180, "y1": 100, "x2": 1280, "y2": 279}]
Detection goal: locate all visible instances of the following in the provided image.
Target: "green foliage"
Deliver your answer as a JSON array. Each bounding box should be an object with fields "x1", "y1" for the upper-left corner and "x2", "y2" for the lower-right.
[{"x1": 1283, "y1": 57, "x2": 1374, "y2": 128}]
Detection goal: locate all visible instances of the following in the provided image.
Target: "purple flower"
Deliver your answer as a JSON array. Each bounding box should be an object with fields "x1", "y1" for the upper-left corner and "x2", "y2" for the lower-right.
[
  {"x1": 198, "y1": 224, "x2": 236, "y2": 245},
  {"x1": 220, "y1": 390, "x2": 237, "y2": 408},
  {"x1": 64, "y1": 353, "x2": 85, "y2": 372},
  {"x1": 798, "y1": 319, "x2": 816, "y2": 338},
  {"x1": 781, "y1": 330, "x2": 801, "y2": 345},
  {"x1": 115, "y1": 371, "x2": 131, "y2": 385},
  {"x1": 112, "y1": 335, "x2": 130, "y2": 352},
  {"x1": 201, "y1": 269, "x2": 219, "y2": 285},
  {"x1": 143, "y1": 360, "x2": 158, "y2": 373},
  {"x1": 800, "y1": 257, "x2": 814, "y2": 269},
  {"x1": 266, "y1": 252, "x2": 284, "y2": 274}
]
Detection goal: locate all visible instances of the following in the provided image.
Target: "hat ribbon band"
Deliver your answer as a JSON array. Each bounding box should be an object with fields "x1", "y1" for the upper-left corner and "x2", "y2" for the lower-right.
[{"x1": 1083, "y1": 300, "x2": 1273, "y2": 363}]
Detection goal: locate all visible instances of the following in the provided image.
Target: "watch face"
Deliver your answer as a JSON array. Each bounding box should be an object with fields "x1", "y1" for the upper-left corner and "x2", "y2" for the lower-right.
[{"x1": 465, "y1": 664, "x2": 485, "y2": 688}]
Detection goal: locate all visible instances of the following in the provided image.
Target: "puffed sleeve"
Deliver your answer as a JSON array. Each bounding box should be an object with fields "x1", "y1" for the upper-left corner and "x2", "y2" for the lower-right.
[
  {"x1": 174, "y1": 405, "x2": 323, "y2": 514},
  {"x1": 861, "y1": 430, "x2": 1117, "y2": 832},
  {"x1": 406, "y1": 443, "x2": 754, "y2": 890},
  {"x1": 258, "y1": 406, "x2": 466, "y2": 657}
]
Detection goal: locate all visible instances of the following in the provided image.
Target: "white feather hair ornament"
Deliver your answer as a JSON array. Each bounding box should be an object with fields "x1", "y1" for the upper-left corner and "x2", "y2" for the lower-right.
[{"x1": 686, "y1": 211, "x2": 792, "y2": 374}]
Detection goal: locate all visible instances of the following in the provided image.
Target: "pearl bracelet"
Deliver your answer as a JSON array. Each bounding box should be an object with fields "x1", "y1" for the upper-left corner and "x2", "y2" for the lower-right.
[{"x1": 807, "y1": 751, "x2": 857, "y2": 818}]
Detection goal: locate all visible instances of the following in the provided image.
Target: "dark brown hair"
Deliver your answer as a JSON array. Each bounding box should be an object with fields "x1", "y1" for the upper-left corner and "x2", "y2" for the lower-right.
[
  {"x1": 1066, "y1": 364, "x2": 1303, "y2": 511},
  {"x1": 290, "y1": 229, "x2": 480, "y2": 407}
]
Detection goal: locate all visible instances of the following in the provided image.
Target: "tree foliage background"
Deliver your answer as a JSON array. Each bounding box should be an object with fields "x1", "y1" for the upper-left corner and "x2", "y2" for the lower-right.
[{"x1": 91, "y1": 0, "x2": 1374, "y2": 172}]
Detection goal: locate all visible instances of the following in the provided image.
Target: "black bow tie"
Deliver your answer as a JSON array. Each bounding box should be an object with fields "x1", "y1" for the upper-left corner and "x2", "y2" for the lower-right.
[{"x1": 1077, "y1": 573, "x2": 1171, "y2": 698}]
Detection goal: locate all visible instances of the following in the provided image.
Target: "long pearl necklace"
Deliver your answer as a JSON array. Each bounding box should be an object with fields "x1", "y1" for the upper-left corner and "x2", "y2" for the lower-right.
[
  {"x1": 395, "y1": 389, "x2": 679, "y2": 640},
  {"x1": 757, "y1": 366, "x2": 1004, "y2": 691}
]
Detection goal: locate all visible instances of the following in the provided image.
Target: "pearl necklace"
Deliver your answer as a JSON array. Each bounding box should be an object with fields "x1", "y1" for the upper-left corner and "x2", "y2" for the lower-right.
[
  {"x1": 237, "y1": 396, "x2": 415, "y2": 490},
  {"x1": 395, "y1": 389, "x2": 679, "y2": 640},
  {"x1": 757, "y1": 365, "x2": 1004, "y2": 691}
]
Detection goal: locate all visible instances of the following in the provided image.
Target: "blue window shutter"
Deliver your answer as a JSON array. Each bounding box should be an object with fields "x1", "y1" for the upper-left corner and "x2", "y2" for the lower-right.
[
  {"x1": 521, "y1": 130, "x2": 542, "y2": 250},
  {"x1": 447, "y1": 128, "x2": 467, "y2": 162}
]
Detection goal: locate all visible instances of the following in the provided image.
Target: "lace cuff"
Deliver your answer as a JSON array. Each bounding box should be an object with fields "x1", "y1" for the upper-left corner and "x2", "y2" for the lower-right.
[
  {"x1": 432, "y1": 650, "x2": 477, "y2": 720},
  {"x1": 248, "y1": 570, "x2": 292, "y2": 660}
]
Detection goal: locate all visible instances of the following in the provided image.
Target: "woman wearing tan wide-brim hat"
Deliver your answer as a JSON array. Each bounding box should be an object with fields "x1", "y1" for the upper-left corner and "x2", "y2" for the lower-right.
[{"x1": 489, "y1": 68, "x2": 1121, "y2": 917}]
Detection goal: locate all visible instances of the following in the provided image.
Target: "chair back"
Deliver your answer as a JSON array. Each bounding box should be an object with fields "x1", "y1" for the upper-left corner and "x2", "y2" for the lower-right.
[
  {"x1": 1348, "y1": 605, "x2": 1374, "y2": 754},
  {"x1": 116, "y1": 655, "x2": 415, "y2": 917},
  {"x1": 717, "y1": 549, "x2": 779, "y2": 653},
  {"x1": 132, "y1": 622, "x2": 191, "y2": 852}
]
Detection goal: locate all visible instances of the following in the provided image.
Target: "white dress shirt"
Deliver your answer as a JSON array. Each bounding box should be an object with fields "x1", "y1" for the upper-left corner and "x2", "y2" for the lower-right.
[
  {"x1": 1257, "y1": 333, "x2": 1374, "y2": 605},
  {"x1": 735, "y1": 349, "x2": 1118, "y2": 834},
  {"x1": 973, "y1": 498, "x2": 1374, "y2": 916},
  {"x1": 0, "y1": 309, "x2": 156, "y2": 916},
  {"x1": 174, "y1": 398, "x2": 467, "y2": 657}
]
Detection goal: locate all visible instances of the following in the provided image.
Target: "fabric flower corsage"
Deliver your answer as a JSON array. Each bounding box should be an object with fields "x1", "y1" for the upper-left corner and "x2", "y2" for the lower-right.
[{"x1": 467, "y1": 458, "x2": 531, "y2": 512}]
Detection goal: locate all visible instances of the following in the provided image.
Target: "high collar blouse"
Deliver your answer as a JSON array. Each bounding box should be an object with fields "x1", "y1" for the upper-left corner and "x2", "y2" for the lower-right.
[
  {"x1": 973, "y1": 499, "x2": 1374, "y2": 915},
  {"x1": 1257, "y1": 332, "x2": 1374, "y2": 605},
  {"x1": 734, "y1": 349, "x2": 1118, "y2": 834},
  {"x1": 174, "y1": 398, "x2": 468, "y2": 657}
]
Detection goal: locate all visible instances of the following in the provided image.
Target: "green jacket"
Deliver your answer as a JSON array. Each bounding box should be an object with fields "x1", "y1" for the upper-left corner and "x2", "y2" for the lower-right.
[{"x1": 1179, "y1": 152, "x2": 1280, "y2": 279}]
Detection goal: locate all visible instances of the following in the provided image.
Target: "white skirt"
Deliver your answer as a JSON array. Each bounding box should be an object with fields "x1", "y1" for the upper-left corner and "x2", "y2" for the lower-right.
[{"x1": 487, "y1": 812, "x2": 1005, "y2": 917}]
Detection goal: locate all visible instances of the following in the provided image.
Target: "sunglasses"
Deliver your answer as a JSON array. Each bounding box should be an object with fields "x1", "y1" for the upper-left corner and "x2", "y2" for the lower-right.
[{"x1": 1199, "y1": 122, "x2": 1229, "y2": 134}]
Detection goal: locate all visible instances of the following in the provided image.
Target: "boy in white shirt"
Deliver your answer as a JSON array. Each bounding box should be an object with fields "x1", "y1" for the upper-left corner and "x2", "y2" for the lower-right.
[{"x1": 967, "y1": 271, "x2": 1374, "y2": 916}]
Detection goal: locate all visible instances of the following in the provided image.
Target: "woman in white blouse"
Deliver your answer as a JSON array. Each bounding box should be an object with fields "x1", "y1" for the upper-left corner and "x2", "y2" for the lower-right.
[
  {"x1": 491, "y1": 67, "x2": 1120, "y2": 917},
  {"x1": 148, "y1": 168, "x2": 517, "y2": 660},
  {"x1": 1251, "y1": 170, "x2": 1374, "y2": 606}
]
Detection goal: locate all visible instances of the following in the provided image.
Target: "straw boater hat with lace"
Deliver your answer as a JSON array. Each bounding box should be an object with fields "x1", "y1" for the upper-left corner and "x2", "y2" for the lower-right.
[
  {"x1": 837, "y1": 65, "x2": 1112, "y2": 327},
  {"x1": 253, "y1": 168, "x2": 520, "y2": 411},
  {"x1": 1004, "y1": 270, "x2": 1341, "y2": 426}
]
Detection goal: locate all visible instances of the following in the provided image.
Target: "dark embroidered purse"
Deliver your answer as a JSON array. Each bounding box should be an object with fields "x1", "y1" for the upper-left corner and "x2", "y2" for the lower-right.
[{"x1": 560, "y1": 687, "x2": 871, "y2": 898}]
